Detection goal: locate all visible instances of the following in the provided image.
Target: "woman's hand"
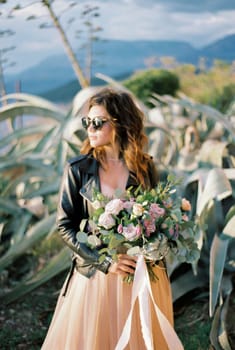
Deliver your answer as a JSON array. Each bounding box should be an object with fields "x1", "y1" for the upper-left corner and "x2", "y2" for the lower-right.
[{"x1": 108, "y1": 254, "x2": 137, "y2": 277}]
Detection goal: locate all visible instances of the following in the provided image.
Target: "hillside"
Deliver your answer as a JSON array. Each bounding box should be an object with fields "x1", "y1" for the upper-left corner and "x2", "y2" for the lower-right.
[{"x1": 5, "y1": 34, "x2": 235, "y2": 102}]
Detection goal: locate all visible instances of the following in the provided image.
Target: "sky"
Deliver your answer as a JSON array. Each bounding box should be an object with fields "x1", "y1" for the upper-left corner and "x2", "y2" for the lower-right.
[{"x1": 1, "y1": 0, "x2": 235, "y2": 74}]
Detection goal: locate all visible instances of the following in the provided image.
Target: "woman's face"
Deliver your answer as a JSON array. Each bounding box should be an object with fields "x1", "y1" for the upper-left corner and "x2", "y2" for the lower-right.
[{"x1": 86, "y1": 105, "x2": 114, "y2": 148}]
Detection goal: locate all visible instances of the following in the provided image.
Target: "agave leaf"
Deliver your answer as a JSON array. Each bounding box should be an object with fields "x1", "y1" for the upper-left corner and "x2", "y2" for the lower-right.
[
  {"x1": 197, "y1": 168, "x2": 232, "y2": 216},
  {"x1": 23, "y1": 180, "x2": 60, "y2": 198},
  {"x1": 0, "y1": 102, "x2": 65, "y2": 122},
  {"x1": 0, "y1": 198, "x2": 22, "y2": 215},
  {"x1": 33, "y1": 126, "x2": 60, "y2": 153},
  {"x1": 0, "y1": 213, "x2": 56, "y2": 272},
  {"x1": 0, "y1": 124, "x2": 52, "y2": 149},
  {"x1": 171, "y1": 268, "x2": 207, "y2": 302},
  {"x1": 210, "y1": 292, "x2": 233, "y2": 350},
  {"x1": 148, "y1": 127, "x2": 178, "y2": 164},
  {"x1": 198, "y1": 141, "x2": 229, "y2": 167},
  {"x1": 62, "y1": 117, "x2": 82, "y2": 141},
  {"x1": 218, "y1": 295, "x2": 232, "y2": 350},
  {"x1": 209, "y1": 234, "x2": 229, "y2": 317},
  {"x1": 1, "y1": 247, "x2": 70, "y2": 305},
  {"x1": 174, "y1": 98, "x2": 235, "y2": 138},
  {"x1": 210, "y1": 305, "x2": 224, "y2": 350},
  {"x1": 55, "y1": 140, "x2": 70, "y2": 174},
  {"x1": 1, "y1": 92, "x2": 64, "y2": 110},
  {"x1": 225, "y1": 205, "x2": 235, "y2": 223},
  {"x1": 2, "y1": 169, "x2": 57, "y2": 196},
  {"x1": 72, "y1": 86, "x2": 101, "y2": 117},
  {"x1": 10, "y1": 212, "x2": 32, "y2": 244},
  {"x1": 223, "y1": 168, "x2": 235, "y2": 180},
  {"x1": 222, "y1": 215, "x2": 235, "y2": 239},
  {"x1": 0, "y1": 156, "x2": 55, "y2": 173}
]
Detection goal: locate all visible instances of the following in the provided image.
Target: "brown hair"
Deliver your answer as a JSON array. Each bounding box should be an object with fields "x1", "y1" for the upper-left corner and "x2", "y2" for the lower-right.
[{"x1": 80, "y1": 87, "x2": 155, "y2": 188}]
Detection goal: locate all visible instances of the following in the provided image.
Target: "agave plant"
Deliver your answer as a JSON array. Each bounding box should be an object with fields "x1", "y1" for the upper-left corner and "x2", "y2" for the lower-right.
[
  {"x1": 148, "y1": 93, "x2": 235, "y2": 349},
  {"x1": 0, "y1": 91, "x2": 89, "y2": 302}
]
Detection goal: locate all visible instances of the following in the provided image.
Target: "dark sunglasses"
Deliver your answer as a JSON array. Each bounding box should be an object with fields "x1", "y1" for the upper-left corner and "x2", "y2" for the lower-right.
[{"x1": 81, "y1": 117, "x2": 109, "y2": 130}]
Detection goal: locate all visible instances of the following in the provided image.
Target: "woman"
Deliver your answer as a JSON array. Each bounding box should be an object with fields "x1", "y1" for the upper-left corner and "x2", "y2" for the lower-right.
[{"x1": 42, "y1": 88, "x2": 175, "y2": 350}]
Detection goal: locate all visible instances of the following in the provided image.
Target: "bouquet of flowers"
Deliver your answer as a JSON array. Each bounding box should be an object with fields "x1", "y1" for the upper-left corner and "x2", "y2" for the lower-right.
[{"x1": 77, "y1": 175, "x2": 200, "y2": 282}]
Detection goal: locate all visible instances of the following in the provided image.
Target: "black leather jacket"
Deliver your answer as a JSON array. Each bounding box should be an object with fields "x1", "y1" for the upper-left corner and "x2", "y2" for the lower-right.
[{"x1": 56, "y1": 154, "x2": 158, "y2": 279}]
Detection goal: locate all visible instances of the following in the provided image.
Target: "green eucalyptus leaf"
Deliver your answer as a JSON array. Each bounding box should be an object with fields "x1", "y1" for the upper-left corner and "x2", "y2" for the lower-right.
[
  {"x1": 76, "y1": 231, "x2": 88, "y2": 243},
  {"x1": 87, "y1": 235, "x2": 101, "y2": 247}
]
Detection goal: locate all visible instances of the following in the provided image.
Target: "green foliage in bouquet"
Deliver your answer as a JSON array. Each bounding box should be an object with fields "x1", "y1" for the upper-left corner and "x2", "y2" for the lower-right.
[{"x1": 77, "y1": 175, "x2": 200, "y2": 274}]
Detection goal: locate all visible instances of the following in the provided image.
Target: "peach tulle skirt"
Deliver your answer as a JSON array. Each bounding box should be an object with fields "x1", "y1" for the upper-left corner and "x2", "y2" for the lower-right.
[{"x1": 41, "y1": 264, "x2": 173, "y2": 350}]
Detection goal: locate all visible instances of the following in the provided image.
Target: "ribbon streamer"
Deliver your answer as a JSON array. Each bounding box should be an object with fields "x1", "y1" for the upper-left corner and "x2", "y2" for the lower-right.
[{"x1": 115, "y1": 255, "x2": 184, "y2": 350}]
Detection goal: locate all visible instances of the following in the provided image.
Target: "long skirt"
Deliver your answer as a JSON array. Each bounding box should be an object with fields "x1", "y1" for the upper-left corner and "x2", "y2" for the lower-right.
[{"x1": 41, "y1": 263, "x2": 174, "y2": 350}]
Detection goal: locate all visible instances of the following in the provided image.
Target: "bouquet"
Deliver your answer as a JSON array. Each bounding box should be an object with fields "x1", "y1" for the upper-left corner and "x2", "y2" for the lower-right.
[{"x1": 77, "y1": 175, "x2": 200, "y2": 282}]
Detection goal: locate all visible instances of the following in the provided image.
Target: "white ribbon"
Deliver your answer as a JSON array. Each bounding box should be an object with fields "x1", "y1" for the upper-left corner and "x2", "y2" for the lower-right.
[{"x1": 115, "y1": 255, "x2": 184, "y2": 350}]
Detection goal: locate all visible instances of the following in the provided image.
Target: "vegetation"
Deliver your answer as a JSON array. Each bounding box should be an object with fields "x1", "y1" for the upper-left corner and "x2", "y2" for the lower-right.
[
  {"x1": 174, "y1": 61, "x2": 235, "y2": 112},
  {"x1": 0, "y1": 64, "x2": 235, "y2": 349},
  {"x1": 123, "y1": 68, "x2": 180, "y2": 106}
]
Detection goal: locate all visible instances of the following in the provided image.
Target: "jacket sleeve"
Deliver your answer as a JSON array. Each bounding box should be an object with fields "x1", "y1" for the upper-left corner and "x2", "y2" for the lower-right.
[{"x1": 56, "y1": 162, "x2": 112, "y2": 274}]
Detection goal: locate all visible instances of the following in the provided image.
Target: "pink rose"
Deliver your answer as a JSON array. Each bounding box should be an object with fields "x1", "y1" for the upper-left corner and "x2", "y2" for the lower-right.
[
  {"x1": 105, "y1": 199, "x2": 124, "y2": 215},
  {"x1": 150, "y1": 203, "x2": 165, "y2": 218},
  {"x1": 122, "y1": 224, "x2": 142, "y2": 241},
  {"x1": 123, "y1": 200, "x2": 134, "y2": 210},
  {"x1": 143, "y1": 219, "x2": 156, "y2": 237},
  {"x1": 98, "y1": 212, "x2": 116, "y2": 229}
]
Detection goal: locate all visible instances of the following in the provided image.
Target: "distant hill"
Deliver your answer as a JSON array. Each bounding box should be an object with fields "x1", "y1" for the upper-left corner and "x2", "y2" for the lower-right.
[
  {"x1": 5, "y1": 35, "x2": 235, "y2": 102},
  {"x1": 200, "y1": 34, "x2": 235, "y2": 62}
]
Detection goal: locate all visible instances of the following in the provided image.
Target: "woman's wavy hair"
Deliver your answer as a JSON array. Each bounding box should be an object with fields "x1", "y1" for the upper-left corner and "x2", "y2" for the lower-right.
[{"x1": 80, "y1": 87, "x2": 153, "y2": 188}]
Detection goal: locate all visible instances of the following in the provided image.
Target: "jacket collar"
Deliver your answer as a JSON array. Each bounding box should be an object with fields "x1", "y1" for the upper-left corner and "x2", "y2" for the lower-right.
[{"x1": 79, "y1": 154, "x2": 139, "y2": 202}]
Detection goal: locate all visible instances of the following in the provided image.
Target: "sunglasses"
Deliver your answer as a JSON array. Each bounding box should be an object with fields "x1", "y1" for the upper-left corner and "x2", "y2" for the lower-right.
[{"x1": 81, "y1": 117, "x2": 109, "y2": 130}]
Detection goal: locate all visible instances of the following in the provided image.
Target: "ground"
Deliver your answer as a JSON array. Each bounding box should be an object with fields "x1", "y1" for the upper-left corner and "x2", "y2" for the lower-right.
[{"x1": 0, "y1": 270, "x2": 235, "y2": 349}]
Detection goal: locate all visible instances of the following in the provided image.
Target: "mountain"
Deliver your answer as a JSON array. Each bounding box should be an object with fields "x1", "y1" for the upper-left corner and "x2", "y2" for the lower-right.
[
  {"x1": 5, "y1": 35, "x2": 235, "y2": 101},
  {"x1": 200, "y1": 34, "x2": 235, "y2": 62}
]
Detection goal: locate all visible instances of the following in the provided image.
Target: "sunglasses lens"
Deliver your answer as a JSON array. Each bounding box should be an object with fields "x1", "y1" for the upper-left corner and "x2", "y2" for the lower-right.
[
  {"x1": 81, "y1": 117, "x2": 89, "y2": 129},
  {"x1": 81, "y1": 117, "x2": 108, "y2": 130},
  {"x1": 93, "y1": 118, "x2": 104, "y2": 130}
]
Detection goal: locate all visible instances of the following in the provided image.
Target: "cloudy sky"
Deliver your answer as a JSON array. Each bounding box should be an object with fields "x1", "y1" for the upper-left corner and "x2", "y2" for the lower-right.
[{"x1": 1, "y1": 0, "x2": 235, "y2": 73}]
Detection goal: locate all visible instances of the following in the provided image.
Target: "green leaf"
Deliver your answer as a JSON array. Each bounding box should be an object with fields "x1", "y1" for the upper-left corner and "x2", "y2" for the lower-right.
[
  {"x1": 209, "y1": 234, "x2": 229, "y2": 317},
  {"x1": 197, "y1": 168, "x2": 232, "y2": 216},
  {"x1": 87, "y1": 235, "x2": 101, "y2": 247},
  {"x1": 76, "y1": 231, "x2": 88, "y2": 243},
  {"x1": 0, "y1": 198, "x2": 22, "y2": 215},
  {"x1": 0, "y1": 125, "x2": 51, "y2": 149},
  {"x1": 171, "y1": 269, "x2": 206, "y2": 302},
  {"x1": 1, "y1": 247, "x2": 70, "y2": 305},
  {"x1": 0, "y1": 102, "x2": 64, "y2": 122},
  {"x1": 0, "y1": 213, "x2": 56, "y2": 272},
  {"x1": 222, "y1": 215, "x2": 235, "y2": 239}
]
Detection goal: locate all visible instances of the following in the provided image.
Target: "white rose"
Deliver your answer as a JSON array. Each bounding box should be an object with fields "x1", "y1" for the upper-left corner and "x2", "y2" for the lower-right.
[
  {"x1": 98, "y1": 212, "x2": 116, "y2": 229},
  {"x1": 105, "y1": 198, "x2": 124, "y2": 215}
]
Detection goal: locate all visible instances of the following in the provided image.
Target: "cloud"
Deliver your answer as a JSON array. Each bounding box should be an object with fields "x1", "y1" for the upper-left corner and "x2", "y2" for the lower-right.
[
  {"x1": 1, "y1": 0, "x2": 235, "y2": 74},
  {"x1": 97, "y1": 2, "x2": 235, "y2": 47},
  {"x1": 134, "y1": 0, "x2": 235, "y2": 12}
]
